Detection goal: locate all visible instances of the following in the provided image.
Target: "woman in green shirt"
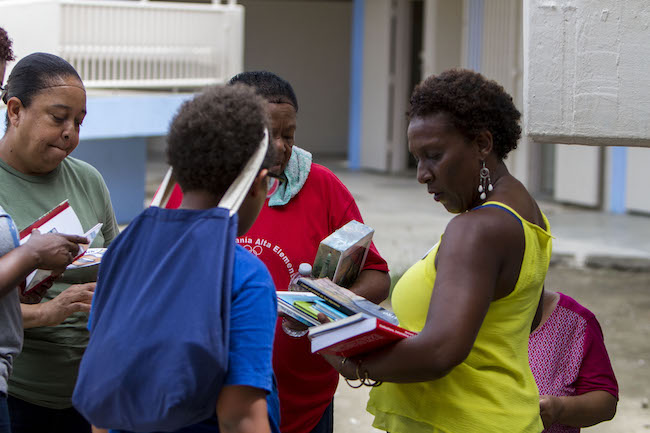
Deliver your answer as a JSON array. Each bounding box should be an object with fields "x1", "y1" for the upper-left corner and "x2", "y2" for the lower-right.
[{"x1": 0, "y1": 52, "x2": 119, "y2": 433}]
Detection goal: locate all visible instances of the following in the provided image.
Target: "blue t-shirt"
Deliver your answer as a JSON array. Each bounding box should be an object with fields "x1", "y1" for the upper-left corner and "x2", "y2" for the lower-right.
[{"x1": 105, "y1": 245, "x2": 280, "y2": 433}]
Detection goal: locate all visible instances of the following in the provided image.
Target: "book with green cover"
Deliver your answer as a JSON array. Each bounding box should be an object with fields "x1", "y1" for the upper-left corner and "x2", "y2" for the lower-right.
[
  {"x1": 277, "y1": 295, "x2": 321, "y2": 327},
  {"x1": 296, "y1": 277, "x2": 398, "y2": 325},
  {"x1": 277, "y1": 291, "x2": 347, "y2": 326}
]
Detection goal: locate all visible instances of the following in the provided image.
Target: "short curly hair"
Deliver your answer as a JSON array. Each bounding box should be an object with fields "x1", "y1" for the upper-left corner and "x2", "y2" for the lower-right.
[
  {"x1": 0, "y1": 27, "x2": 14, "y2": 62},
  {"x1": 409, "y1": 69, "x2": 521, "y2": 160},
  {"x1": 229, "y1": 70, "x2": 298, "y2": 112},
  {"x1": 166, "y1": 84, "x2": 271, "y2": 197}
]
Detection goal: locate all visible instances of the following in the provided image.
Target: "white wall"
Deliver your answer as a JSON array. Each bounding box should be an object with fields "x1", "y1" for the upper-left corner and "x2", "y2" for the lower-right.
[
  {"x1": 479, "y1": 0, "x2": 520, "y2": 102},
  {"x1": 421, "y1": 0, "x2": 462, "y2": 78},
  {"x1": 239, "y1": 0, "x2": 352, "y2": 156},
  {"x1": 554, "y1": 144, "x2": 602, "y2": 207},
  {"x1": 358, "y1": 0, "x2": 391, "y2": 171},
  {"x1": 358, "y1": 0, "x2": 413, "y2": 172},
  {"x1": 421, "y1": 0, "x2": 533, "y2": 187},
  {"x1": 524, "y1": 0, "x2": 650, "y2": 147},
  {"x1": 473, "y1": 0, "x2": 531, "y2": 188},
  {"x1": 0, "y1": 2, "x2": 61, "y2": 76},
  {"x1": 626, "y1": 147, "x2": 650, "y2": 213}
]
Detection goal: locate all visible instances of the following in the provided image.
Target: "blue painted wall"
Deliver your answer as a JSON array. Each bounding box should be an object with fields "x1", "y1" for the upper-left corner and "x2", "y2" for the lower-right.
[
  {"x1": 80, "y1": 94, "x2": 193, "y2": 140},
  {"x1": 73, "y1": 93, "x2": 193, "y2": 223},
  {"x1": 72, "y1": 137, "x2": 147, "y2": 224},
  {"x1": 609, "y1": 147, "x2": 627, "y2": 214},
  {"x1": 2, "y1": 93, "x2": 191, "y2": 223}
]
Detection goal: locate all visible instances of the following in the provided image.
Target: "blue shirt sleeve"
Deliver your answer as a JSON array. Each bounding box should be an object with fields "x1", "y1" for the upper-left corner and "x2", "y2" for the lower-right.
[{"x1": 224, "y1": 247, "x2": 277, "y2": 393}]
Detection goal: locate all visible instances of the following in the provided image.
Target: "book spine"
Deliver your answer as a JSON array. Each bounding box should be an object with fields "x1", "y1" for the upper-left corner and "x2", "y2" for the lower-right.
[
  {"x1": 296, "y1": 279, "x2": 357, "y2": 316},
  {"x1": 377, "y1": 321, "x2": 417, "y2": 338},
  {"x1": 322, "y1": 327, "x2": 400, "y2": 357}
]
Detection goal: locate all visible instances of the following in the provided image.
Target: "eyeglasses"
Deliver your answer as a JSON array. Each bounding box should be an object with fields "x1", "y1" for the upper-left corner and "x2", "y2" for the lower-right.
[
  {"x1": 0, "y1": 85, "x2": 6, "y2": 103},
  {"x1": 266, "y1": 172, "x2": 285, "y2": 198}
]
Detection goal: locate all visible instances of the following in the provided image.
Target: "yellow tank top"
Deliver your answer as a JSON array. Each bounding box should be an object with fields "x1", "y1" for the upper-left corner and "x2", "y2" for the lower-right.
[{"x1": 367, "y1": 201, "x2": 551, "y2": 433}]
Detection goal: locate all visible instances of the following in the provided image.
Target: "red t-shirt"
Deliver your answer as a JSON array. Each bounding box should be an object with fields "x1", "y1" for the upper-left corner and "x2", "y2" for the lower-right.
[{"x1": 164, "y1": 164, "x2": 389, "y2": 433}]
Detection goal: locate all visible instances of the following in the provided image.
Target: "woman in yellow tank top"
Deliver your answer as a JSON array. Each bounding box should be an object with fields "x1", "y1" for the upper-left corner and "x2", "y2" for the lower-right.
[{"x1": 324, "y1": 69, "x2": 551, "y2": 432}]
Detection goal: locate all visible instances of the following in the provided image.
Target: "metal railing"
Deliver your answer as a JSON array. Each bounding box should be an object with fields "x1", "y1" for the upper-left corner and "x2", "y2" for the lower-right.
[{"x1": 0, "y1": 0, "x2": 244, "y2": 89}]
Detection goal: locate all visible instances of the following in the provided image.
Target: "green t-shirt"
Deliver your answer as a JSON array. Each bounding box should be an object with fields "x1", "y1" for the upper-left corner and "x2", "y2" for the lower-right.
[{"x1": 0, "y1": 156, "x2": 119, "y2": 409}]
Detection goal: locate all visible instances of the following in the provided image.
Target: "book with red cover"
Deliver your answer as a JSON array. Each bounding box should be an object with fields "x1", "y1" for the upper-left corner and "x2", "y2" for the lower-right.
[
  {"x1": 308, "y1": 313, "x2": 417, "y2": 357},
  {"x1": 19, "y1": 200, "x2": 103, "y2": 295}
]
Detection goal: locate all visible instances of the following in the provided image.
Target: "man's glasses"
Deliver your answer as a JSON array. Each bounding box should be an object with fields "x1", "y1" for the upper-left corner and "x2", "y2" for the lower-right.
[
  {"x1": 0, "y1": 85, "x2": 6, "y2": 103},
  {"x1": 266, "y1": 172, "x2": 285, "y2": 198}
]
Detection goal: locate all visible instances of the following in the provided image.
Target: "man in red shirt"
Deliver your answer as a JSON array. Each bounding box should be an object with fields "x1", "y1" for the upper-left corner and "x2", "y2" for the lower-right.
[{"x1": 164, "y1": 71, "x2": 390, "y2": 433}]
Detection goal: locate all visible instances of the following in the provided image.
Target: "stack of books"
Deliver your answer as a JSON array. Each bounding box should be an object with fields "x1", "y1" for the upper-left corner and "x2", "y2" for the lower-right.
[{"x1": 279, "y1": 278, "x2": 416, "y2": 357}]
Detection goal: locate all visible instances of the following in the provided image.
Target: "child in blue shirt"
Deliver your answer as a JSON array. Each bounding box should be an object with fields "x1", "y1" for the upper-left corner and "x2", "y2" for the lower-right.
[{"x1": 77, "y1": 84, "x2": 281, "y2": 433}]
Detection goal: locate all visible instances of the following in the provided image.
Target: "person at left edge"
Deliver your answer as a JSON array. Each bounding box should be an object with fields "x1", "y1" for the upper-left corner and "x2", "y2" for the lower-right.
[
  {"x1": 0, "y1": 52, "x2": 119, "y2": 433},
  {"x1": 0, "y1": 29, "x2": 90, "y2": 433}
]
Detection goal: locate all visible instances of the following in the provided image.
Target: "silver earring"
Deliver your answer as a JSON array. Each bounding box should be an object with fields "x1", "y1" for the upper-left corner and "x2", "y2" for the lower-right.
[{"x1": 478, "y1": 161, "x2": 493, "y2": 200}]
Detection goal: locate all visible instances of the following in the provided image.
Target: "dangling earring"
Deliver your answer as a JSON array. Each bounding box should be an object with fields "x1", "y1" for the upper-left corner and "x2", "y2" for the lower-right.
[{"x1": 478, "y1": 161, "x2": 493, "y2": 200}]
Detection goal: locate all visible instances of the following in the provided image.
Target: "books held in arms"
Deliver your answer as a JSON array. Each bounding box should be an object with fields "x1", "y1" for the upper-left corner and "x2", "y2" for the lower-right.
[
  {"x1": 311, "y1": 220, "x2": 373, "y2": 288},
  {"x1": 295, "y1": 277, "x2": 416, "y2": 356},
  {"x1": 19, "y1": 200, "x2": 103, "y2": 295}
]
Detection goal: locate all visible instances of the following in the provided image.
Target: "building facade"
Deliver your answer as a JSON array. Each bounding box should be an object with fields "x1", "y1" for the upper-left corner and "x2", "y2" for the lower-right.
[{"x1": 1, "y1": 0, "x2": 648, "y2": 221}]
